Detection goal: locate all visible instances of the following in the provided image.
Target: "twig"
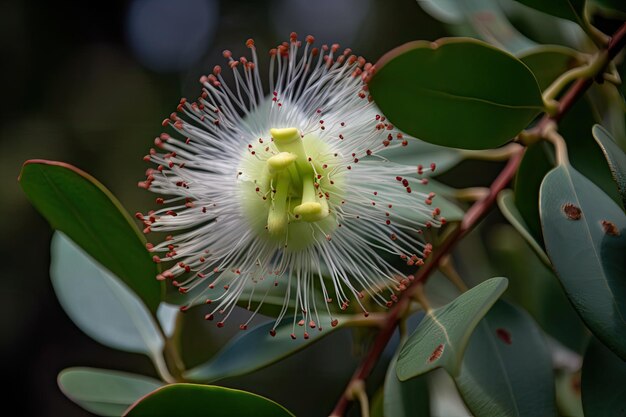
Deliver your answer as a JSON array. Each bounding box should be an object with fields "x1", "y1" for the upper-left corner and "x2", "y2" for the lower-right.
[{"x1": 329, "y1": 21, "x2": 626, "y2": 417}]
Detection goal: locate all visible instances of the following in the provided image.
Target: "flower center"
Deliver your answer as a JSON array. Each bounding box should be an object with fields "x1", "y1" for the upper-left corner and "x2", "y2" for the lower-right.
[{"x1": 239, "y1": 127, "x2": 343, "y2": 250}]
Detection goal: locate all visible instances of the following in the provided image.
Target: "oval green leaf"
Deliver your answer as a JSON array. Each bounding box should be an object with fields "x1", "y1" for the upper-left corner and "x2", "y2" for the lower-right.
[
  {"x1": 513, "y1": 0, "x2": 586, "y2": 26},
  {"x1": 518, "y1": 45, "x2": 583, "y2": 90},
  {"x1": 58, "y1": 367, "x2": 163, "y2": 417},
  {"x1": 19, "y1": 160, "x2": 162, "y2": 311},
  {"x1": 488, "y1": 225, "x2": 588, "y2": 353},
  {"x1": 455, "y1": 301, "x2": 556, "y2": 417},
  {"x1": 184, "y1": 314, "x2": 346, "y2": 383},
  {"x1": 539, "y1": 164, "x2": 626, "y2": 359},
  {"x1": 123, "y1": 384, "x2": 294, "y2": 417},
  {"x1": 497, "y1": 189, "x2": 551, "y2": 265},
  {"x1": 514, "y1": 142, "x2": 555, "y2": 246},
  {"x1": 581, "y1": 338, "x2": 626, "y2": 416},
  {"x1": 384, "y1": 353, "x2": 430, "y2": 417},
  {"x1": 369, "y1": 38, "x2": 543, "y2": 150},
  {"x1": 396, "y1": 277, "x2": 508, "y2": 380},
  {"x1": 592, "y1": 124, "x2": 626, "y2": 208},
  {"x1": 51, "y1": 233, "x2": 165, "y2": 357}
]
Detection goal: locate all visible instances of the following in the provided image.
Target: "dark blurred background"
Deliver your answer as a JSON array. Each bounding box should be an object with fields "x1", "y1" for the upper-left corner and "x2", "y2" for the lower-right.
[{"x1": 2, "y1": 1, "x2": 448, "y2": 415}]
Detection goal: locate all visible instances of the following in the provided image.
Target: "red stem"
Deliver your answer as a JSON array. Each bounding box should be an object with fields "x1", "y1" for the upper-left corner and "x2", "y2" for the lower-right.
[{"x1": 329, "y1": 21, "x2": 626, "y2": 417}]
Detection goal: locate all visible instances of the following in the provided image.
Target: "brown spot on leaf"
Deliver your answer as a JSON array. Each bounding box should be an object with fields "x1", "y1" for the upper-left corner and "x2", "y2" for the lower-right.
[
  {"x1": 601, "y1": 220, "x2": 620, "y2": 236},
  {"x1": 562, "y1": 203, "x2": 582, "y2": 220},
  {"x1": 496, "y1": 328, "x2": 512, "y2": 345},
  {"x1": 428, "y1": 344, "x2": 444, "y2": 363}
]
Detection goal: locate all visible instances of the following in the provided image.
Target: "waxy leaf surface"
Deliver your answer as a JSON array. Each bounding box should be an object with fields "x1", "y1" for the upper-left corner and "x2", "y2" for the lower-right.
[
  {"x1": 19, "y1": 160, "x2": 162, "y2": 311},
  {"x1": 51, "y1": 233, "x2": 164, "y2": 357},
  {"x1": 540, "y1": 164, "x2": 626, "y2": 359},
  {"x1": 123, "y1": 384, "x2": 294, "y2": 417},
  {"x1": 185, "y1": 314, "x2": 346, "y2": 382},
  {"x1": 582, "y1": 338, "x2": 626, "y2": 416},
  {"x1": 396, "y1": 277, "x2": 508, "y2": 380},
  {"x1": 58, "y1": 368, "x2": 163, "y2": 417},
  {"x1": 455, "y1": 301, "x2": 555, "y2": 417},
  {"x1": 369, "y1": 38, "x2": 543, "y2": 150}
]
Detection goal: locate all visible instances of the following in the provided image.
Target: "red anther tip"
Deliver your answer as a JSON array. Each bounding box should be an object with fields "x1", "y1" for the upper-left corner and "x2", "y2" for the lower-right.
[
  {"x1": 290, "y1": 333, "x2": 296, "y2": 340},
  {"x1": 222, "y1": 50, "x2": 232, "y2": 59},
  {"x1": 245, "y1": 38, "x2": 255, "y2": 48},
  {"x1": 217, "y1": 321, "x2": 224, "y2": 328},
  {"x1": 270, "y1": 329, "x2": 277, "y2": 337},
  {"x1": 152, "y1": 255, "x2": 161, "y2": 263},
  {"x1": 205, "y1": 314, "x2": 214, "y2": 321},
  {"x1": 331, "y1": 319, "x2": 339, "y2": 327}
]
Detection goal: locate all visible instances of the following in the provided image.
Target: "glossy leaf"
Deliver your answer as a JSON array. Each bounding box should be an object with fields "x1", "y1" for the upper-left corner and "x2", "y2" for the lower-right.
[
  {"x1": 455, "y1": 301, "x2": 556, "y2": 417},
  {"x1": 488, "y1": 225, "x2": 588, "y2": 353},
  {"x1": 51, "y1": 233, "x2": 164, "y2": 357},
  {"x1": 581, "y1": 338, "x2": 626, "y2": 416},
  {"x1": 369, "y1": 38, "x2": 543, "y2": 150},
  {"x1": 58, "y1": 367, "x2": 163, "y2": 417},
  {"x1": 497, "y1": 190, "x2": 550, "y2": 265},
  {"x1": 540, "y1": 164, "x2": 626, "y2": 359},
  {"x1": 123, "y1": 384, "x2": 294, "y2": 417},
  {"x1": 561, "y1": 99, "x2": 623, "y2": 207},
  {"x1": 384, "y1": 354, "x2": 430, "y2": 417},
  {"x1": 396, "y1": 277, "x2": 508, "y2": 380},
  {"x1": 515, "y1": 141, "x2": 555, "y2": 245},
  {"x1": 19, "y1": 160, "x2": 162, "y2": 311},
  {"x1": 513, "y1": 0, "x2": 586, "y2": 26},
  {"x1": 518, "y1": 45, "x2": 582, "y2": 90},
  {"x1": 184, "y1": 315, "x2": 346, "y2": 382},
  {"x1": 592, "y1": 124, "x2": 626, "y2": 208}
]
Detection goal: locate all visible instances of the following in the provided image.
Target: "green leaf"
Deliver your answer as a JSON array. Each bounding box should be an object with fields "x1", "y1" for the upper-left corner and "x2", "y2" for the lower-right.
[
  {"x1": 539, "y1": 164, "x2": 626, "y2": 359},
  {"x1": 497, "y1": 190, "x2": 550, "y2": 265},
  {"x1": 19, "y1": 160, "x2": 162, "y2": 311},
  {"x1": 561, "y1": 100, "x2": 624, "y2": 207},
  {"x1": 487, "y1": 225, "x2": 588, "y2": 353},
  {"x1": 518, "y1": 45, "x2": 583, "y2": 91},
  {"x1": 515, "y1": 141, "x2": 555, "y2": 245},
  {"x1": 455, "y1": 301, "x2": 556, "y2": 417},
  {"x1": 123, "y1": 384, "x2": 294, "y2": 417},
  {"x1": 384, "y1": 353, "x2": 430, "y2": 417},
  {"x1": 184, "y1": 315, "x2": 346, "y2": 382},
  {"x1": 58, "y1": 367, "x2": 163, "y2": 417},
  {"x1": 592, "y1": 124, "x2": 626, "y2": 208},
  {"x1": 396, "y1": 277, "x2": 508, "y2": 380},
  {"x1": 513, "y1": 0, "x2": 586, "y2": 26},
  {"x1": 368, "y1": 38, "x2": 544, "y2": 150},
  {"x1": 51, "y1": 233, "x2": 165, "y2": 357},
  {"x1": 581, "y1": 338, "x2": 626, "y2": 416}
]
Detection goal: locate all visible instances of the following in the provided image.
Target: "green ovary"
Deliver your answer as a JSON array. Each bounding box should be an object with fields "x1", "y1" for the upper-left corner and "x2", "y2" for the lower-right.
[{"x1": 239, "y1": 127, "x2": 344, "y2": 251}]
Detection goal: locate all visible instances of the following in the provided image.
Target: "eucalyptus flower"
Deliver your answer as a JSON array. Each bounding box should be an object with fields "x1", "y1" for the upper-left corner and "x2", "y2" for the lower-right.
[{"x1": 138, "y1": 33, "x2": 443, "y2": 337}]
